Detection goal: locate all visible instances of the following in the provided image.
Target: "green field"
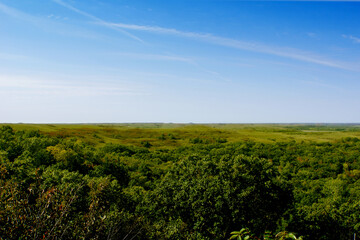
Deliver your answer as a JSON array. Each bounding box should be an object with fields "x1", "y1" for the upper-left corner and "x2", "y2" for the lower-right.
[{"x1": 4, "y1": 123, "x2": 360, "y2": 147}]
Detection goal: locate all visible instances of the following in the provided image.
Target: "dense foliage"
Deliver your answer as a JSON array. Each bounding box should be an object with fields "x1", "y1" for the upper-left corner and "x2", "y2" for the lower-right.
[{"x1": 0, "y1": 125, "x2": 359, "y2": 239}]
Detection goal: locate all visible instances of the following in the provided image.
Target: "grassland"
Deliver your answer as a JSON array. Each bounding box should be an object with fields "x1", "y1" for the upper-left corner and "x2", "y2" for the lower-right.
[{"x1": 3, "y1": 123, "x2": 360, "y2": 148}]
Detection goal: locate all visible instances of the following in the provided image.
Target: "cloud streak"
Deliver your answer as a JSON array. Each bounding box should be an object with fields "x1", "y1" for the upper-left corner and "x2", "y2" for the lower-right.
[
  {"x1": 0, "y1": 1, "x2": 141, "y2": 43},
  {"x1": 0, "y1": 1, "x2": 105, "y2": 41},
  {"x1": 1, "y1": 1, "x2": 357, "y2": 71},
  {"x1": 52, "y1": 0, "x2": 143, "y2": 42},
  {"x1": 110, "y1": 52, "x2": 195, "y2": 64},
  {"x1": 342, "y1": 34, "x2": 360, "y2": 43},
  {"x1": 104, "y1": 22, "x2": 357, "y2": 71},
  {"x1": 251, "y1": 0, "x2": 360, "y2": 1},
  {"x1": 0, "y1": 74, "x2": 144, "y2": 97},
  {"x1": 0, "y1": 53, "x2": 30, "y2": 61},
  {"x1": 0, "y1": 2, "x2": 40, "y2": 24}
]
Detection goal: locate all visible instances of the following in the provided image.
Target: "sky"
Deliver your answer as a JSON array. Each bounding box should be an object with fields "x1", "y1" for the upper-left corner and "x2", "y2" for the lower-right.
[{"x1": 0, "y1": 0, "x2": 360, "y2": 123}]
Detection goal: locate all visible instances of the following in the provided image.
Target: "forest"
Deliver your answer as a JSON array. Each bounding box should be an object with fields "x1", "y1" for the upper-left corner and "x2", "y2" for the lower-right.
[{"x1": 1, "y1": 123, "x2": 360, "y2": 240}]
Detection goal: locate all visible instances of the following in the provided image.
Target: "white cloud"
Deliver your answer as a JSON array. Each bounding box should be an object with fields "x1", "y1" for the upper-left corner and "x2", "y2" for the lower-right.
[
  {"x1": 306, "y1": 32, "x2": 317, "y2": 38},
  {"x1": 0, "y1": 75, "x2": 145, "y2": 97},
  {"x1": 342, "y1": 34, "x2": 360, "y2": 43},
  {"x1": 0, "y1": 2, "x2": 39, "y2": 24},
  {"x1": 258, "y1": 0, "x2": 360, "y2": 1},
  {"x1": 53, "y1": 0, "x2": 356, "y2": 71},
  {"x1": 52, "y1": 0, "x2": 143, "y2": 42},
  {"x1": 0, "y1": 2, "x2": 22, "y2": 17},
  {"x1": 0, "y1": 53, "x2": 30, "y2": 61},
  {"x1": 1, "y1": 1, "x2": 358, "y2": 72},
  {"x1": 0, "y1": 1, "x2": 140, "y2": 42},
  {"x1": 0, "y1": 2, "x2": 103, "y2": 41},
  {"x1": 103, "y1": 22, "x2": 357, "y2": 71},
  {"x1": 302, "y1": 79, "x2": 342, "y2": 90},
  {"x1": 110, "y1": 52, "x2": 195, "y2": 64},
  {"x1": 47, "y1": 14, "x2": 68, "y2": 21}
]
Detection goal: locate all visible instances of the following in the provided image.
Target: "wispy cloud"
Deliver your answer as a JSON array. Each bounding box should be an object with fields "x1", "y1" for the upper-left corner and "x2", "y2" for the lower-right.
[
  {"x1": 306, "y1": 32, "x2": 317, "y2": 38},
  {"x1": 258, "y1": 0, "x2": 360, "y2": 1},
  {"x1": 0, "y1": 2, "x2": 22, "y2": 17},
  {"x1": 1, "y1": 1, "x2": 357, "y2": 72},
  {"x1": 52, "y1": 0, "x2": 143, "y2": 42},
  {"x1": 110, "y1": 52, "x2": 195, "y2": 64},
  {"x1": 0, "y1": 53, "x2": 30, "y2": 61},
  {"x1": 0, "y1": 1, "x2": 142, "y2": 42},
  {"x1": 103, "y1": 22, "x2": 357, "y2": 71},
  {"x1": 0, "y1": 74, "x2": 145, "y2": 97},
  {"x1": 106, "y1": 52, "x2": 231, "y2": 80},
  {"x1": 47, "y1": 14, "x2": 68, "y2": 21},
  {"x1": 204, "y1": 0, "x2": 360, "y2": 1},
  {"x1": 0, "y1": 2, "x2": 39, "y2": 24},
  {"x1": 0, "y1": 2, "x2": 104, "y2": 40},
  {"x1": 302, "y1": 79, "x2": 343, "y2": 90},
  {"x1": 342, "y1": 34, "x2": 360, "y2": 43}
]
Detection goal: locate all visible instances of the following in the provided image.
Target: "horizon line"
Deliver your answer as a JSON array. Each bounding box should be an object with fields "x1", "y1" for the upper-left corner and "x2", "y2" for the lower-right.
[{"x1": 1, "y1": 122, "x2": 360, "y2": 125}]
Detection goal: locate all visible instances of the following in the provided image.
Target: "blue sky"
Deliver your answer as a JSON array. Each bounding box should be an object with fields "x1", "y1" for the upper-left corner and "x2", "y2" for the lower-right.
[{"x1": 0, "y1": 0, "x2": 359, "y2": 123}]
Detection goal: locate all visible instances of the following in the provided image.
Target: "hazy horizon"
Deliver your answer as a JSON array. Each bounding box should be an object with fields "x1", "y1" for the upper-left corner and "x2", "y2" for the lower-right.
[{"x1": 4, "y1": 122, "x2": 360, "y2": 124}]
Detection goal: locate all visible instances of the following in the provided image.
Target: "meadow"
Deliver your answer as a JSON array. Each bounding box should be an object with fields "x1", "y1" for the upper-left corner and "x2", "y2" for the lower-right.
[{"x1": 5, "y1": 123, "x2": 360, "y2": 146}]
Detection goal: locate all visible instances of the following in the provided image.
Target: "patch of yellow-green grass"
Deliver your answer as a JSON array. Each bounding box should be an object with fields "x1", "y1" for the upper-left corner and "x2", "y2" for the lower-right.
[{"x1": 2, "y1": 123, "x2": 360, "y2": 148}]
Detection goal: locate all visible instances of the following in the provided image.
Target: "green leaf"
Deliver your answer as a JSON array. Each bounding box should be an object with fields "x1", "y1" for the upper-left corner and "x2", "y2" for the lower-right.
[
  {"x1": 288, "y1": 233, "x2": 296, "y2": 239},
  {"x1": 240, "y1": 228, "x2": 247, "y2": 233}
]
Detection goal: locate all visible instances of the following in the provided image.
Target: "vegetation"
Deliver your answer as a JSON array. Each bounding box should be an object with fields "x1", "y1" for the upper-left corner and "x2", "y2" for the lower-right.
[
  {"x1": 229, "y1": 228, "x2": 303, "y2": 240},
  {"x1": 1, "y1": 123, "x2": 360, "y2": 239}
]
